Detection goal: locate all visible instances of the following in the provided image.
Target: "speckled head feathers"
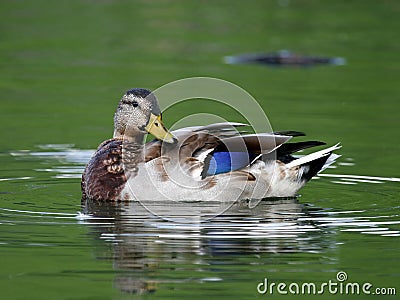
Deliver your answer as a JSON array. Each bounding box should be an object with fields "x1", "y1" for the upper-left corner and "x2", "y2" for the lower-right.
[
  {"x1": 113, "y1": 88, "x2": 161, "y2": 140},
  {"x1": 123, "y1": 88, "x2": 161, "y2": 115},
  {"x1": 126, "y1": 88, "x2": 151, "y2": 98}
]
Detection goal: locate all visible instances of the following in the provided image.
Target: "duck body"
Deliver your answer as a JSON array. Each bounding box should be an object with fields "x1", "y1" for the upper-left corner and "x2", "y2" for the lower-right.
[{"x1": 81, "y1": 89, "x2": 340, "y2": 202}]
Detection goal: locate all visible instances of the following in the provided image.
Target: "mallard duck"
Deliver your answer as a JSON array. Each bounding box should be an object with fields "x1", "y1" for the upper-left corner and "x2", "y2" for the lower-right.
[{"x1": 81, "y1": 88, "x2": 340, "y2": 201}]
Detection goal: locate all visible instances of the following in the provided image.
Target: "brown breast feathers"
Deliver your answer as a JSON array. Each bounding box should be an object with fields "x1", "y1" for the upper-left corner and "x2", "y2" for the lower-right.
[{"x1": 81, "y1": 139, "x2": 127, "y2": 201}]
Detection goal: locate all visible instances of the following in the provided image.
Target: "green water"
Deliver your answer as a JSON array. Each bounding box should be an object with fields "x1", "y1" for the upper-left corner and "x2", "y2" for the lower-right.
[{"x1": 1, "y1": 1, "x2": 399, "y2": 299}]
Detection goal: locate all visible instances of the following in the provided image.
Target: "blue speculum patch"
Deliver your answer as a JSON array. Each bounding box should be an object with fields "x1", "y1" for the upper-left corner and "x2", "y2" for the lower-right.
[{"x1": 205, "y1": 152, "x2": 257, "y2": 176}]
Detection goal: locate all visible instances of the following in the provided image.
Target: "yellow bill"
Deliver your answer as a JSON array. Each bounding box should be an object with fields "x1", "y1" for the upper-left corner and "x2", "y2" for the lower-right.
[{"x1": 145, "y1": 113, "x2": 176, "y2": 143}]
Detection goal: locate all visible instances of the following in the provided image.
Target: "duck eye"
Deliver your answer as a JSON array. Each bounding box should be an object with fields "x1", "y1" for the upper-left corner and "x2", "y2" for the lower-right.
[{"x1": 132, "y1": 101, "x2": 139, "y2": 107}]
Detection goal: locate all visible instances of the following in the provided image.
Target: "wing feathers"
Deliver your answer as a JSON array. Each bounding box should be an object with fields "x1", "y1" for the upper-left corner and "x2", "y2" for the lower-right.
[
  {"x1": 278, "y1": 141, "x2": 326, "y2": 155},
  {"x1": 285, "y1": 143, "x2": 341, "y2": 169},
  {"x1": 141, "y1": 123, "x2": 339, "y2": 180},
  {"x1": 220, "y1": 134, "x2": 291, "y2": 154}
]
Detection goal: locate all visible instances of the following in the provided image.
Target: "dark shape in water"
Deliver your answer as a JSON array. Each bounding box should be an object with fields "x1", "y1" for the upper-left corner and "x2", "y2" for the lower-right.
[{"x1": 224, "y1": 50, "x2": 346, "y2": 67}]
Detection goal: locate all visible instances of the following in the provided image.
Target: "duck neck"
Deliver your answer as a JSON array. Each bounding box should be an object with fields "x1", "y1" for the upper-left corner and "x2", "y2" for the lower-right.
[
  {"x1": 113, "y1": 129, "x2": 146, "y2": 174},
  {"x1": 113, "y1": 127, "x2": 146, "y2": 144}
]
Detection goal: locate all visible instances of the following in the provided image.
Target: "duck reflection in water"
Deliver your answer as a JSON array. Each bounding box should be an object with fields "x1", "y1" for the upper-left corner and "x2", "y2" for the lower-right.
[{"x1": 81, "y1": 198, "x2": 336, "y2": 294}]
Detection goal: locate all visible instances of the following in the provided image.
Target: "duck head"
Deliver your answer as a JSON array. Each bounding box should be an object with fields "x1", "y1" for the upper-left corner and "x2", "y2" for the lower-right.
[{"x1": 113, "y1": 88, "x2": 175, "y2": 143}]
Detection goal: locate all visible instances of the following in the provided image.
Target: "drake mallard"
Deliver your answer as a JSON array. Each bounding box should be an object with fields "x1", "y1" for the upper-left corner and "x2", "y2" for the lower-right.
[{"x1": 81, "y1": 88, "x2": 340, "y2": 201}]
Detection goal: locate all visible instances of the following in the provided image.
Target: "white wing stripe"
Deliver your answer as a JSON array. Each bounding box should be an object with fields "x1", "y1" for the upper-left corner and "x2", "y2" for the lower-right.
[{"x1": 285, "y1": 143, "x2": 341, "y2": 169}]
